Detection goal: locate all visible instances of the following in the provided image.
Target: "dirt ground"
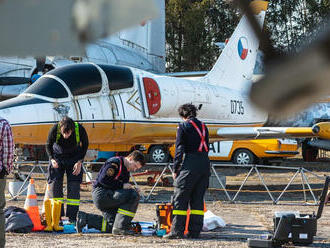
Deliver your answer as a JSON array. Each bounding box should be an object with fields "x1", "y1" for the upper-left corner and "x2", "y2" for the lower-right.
[{"x1": 4, "y1": 158, "x2": 330, "y2": 248}]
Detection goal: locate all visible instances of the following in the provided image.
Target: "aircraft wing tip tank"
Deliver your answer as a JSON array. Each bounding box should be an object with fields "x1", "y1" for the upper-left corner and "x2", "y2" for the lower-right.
[{"x1": 312, "y1": 122, "x2": 330, "y2": 140}]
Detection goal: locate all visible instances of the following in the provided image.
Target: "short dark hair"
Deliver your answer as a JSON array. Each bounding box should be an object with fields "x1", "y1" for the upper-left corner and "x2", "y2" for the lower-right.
[
  {"x1": 127, "y1": 150, "x2": 146, "y2": 166},
  {"x1": 178, "y1": 103, "x2": 197, "y2": 118},
  {"x1": 59, "y1": 116, "x2": 75, "y2": 133}
]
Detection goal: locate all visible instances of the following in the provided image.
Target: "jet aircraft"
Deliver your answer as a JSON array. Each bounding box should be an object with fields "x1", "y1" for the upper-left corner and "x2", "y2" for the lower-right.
[{"x1": 0, "y1": 0, "x2": 329, "y2": 153}]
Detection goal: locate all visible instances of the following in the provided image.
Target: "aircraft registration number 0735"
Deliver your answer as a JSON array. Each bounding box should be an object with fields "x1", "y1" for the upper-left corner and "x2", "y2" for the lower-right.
[{"x1": 230, "y1": 100, "x2": 244, "y2": 115}]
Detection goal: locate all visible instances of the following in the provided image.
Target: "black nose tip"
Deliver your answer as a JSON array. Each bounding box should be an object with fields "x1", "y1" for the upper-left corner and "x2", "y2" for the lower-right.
[{"x1": 312, "y1": 125, "x2": 320, "y2": 134}]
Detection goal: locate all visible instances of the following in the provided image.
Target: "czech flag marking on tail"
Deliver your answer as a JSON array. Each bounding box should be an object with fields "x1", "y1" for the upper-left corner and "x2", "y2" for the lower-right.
[{"x1": 238, "y1": 37, "x2": 248, "y2": 60}]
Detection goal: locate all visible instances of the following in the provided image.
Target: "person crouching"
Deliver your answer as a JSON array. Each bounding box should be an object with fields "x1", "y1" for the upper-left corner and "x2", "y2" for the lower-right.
[{"x1": 76, "y1": 150, "x2": 145, "y2": 235}]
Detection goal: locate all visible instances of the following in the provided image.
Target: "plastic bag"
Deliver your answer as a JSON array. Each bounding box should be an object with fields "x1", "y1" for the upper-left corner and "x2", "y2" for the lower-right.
[{"x1": 202, "y1": 210, "x2": 226, "y2": 231}]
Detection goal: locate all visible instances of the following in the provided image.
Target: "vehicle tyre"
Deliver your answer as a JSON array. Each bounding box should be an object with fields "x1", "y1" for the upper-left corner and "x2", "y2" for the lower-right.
[
  {"x1": 148, "y1": 145, "x2": 169, "y2": 164},
  {"x1": 232, "y1": 149, "x2": 255, "y2": 165}
]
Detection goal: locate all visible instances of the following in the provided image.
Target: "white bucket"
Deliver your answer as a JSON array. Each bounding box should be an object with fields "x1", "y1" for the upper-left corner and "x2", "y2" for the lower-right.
[
  {"x1": 8, "y1": 181, "x2": 28, "y2": 196},
  {"x1": 86, "y1": 172, "x2": 98, "y2": 183}
]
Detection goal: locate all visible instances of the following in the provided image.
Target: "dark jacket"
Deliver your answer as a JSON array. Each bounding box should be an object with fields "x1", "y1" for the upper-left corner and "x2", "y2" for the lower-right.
[
  {"x1": 46, "y1": 122, "x2": 89, "y2": 161},
  {"x1": 173, "y1": 117, "x2": 209, "y2": 173},
  {"x1": 93, "y1": 157, "x2": 130, "y2": 190}
]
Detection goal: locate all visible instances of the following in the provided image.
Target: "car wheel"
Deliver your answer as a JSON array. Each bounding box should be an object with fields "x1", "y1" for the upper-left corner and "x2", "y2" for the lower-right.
[
  {"x1": 232, "y1": 149, "x2": 255, "y2": 165},
  {"x1": 149, "y1": 145, "x2": 169, "y2": 163}
]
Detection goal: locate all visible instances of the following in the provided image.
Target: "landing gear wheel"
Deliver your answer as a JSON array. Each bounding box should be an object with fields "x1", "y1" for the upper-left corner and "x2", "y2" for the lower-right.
[
  {"x1": 149, "y1": 146, "x2": 169, "y2": 164},
  {"x1": 232, "y1": 149, "x2": 255, "y2": 165}
]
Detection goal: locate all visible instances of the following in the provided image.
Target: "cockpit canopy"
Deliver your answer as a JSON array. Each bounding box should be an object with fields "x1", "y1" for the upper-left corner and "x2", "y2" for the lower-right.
[
  {"x1": 24, "y1": 76, "x2": 69, "y2": 98},
  {"x1": 24, "y1": 63, "x2": 134, "y2": 98},
  {"x1": 98, "y1": 64, "x2": 133, "y2": 90}
]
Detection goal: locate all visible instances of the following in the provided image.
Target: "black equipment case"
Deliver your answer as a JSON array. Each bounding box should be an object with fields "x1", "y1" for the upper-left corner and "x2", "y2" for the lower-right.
[
  {"x1": 273, "y1": 176, "x2": 329, "y2": 245},
  {"x1": 248, "y1": 176, "x2": 330, "y2": 247}
]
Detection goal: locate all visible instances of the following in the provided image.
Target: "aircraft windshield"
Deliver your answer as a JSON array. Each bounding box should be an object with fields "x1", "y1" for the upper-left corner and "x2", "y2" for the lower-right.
[
  {"x1": 98, "y1": 64, "x2": 133, "y2": 90},
  {"x1": 24, "y1": 77, "x2": 68, "y2": 98},
  {"x1": 48, "y1": 64, "x2": 102, "y2": 96}
]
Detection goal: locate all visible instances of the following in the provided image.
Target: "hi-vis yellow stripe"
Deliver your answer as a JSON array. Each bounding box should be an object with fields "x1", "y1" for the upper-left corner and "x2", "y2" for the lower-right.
[
  {"x1": 52, "y1": 197, "x2": 64, "y2": 203},
  {"x1": 101, "y1": 218, "x2": 107, "y2": 232},
  {"x1": 190, "y1": 210, "x2": 204, "y2": 216},
  {"x1": 117, "y1": 208, "x2": 135, "y2": 218},
  {"x1": 172, "y1": 210, "x2": 187, "y2": 216},
  {"x1": 67, "y1": 199, "x2": 80, "y2": 206}
]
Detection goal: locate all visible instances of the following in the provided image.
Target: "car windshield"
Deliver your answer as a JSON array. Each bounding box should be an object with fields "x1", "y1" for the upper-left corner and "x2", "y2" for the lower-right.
[
  {"x1": 47, "y1": 64, "x2": 102, "y2": 96},
  {"x1": 24, "y1": 77, "x2": 68, "y2": 98}
]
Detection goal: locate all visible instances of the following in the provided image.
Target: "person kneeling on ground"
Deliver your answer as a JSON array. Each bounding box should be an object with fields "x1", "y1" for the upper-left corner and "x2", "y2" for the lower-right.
[{"x1": 76, "y1": 150, "x2": 145, "y2": 235}]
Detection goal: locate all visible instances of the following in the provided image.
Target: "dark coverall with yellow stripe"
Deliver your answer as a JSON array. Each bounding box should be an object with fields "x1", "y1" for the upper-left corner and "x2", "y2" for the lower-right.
[
  {"x1": 171, "y1": 117, "x2": 210, "y2": 237},
  {"x1": 46, "y1": 122, "x2": 88, "y2": 221},
  {"x1": 92, "y1": 156, "x2": 139, "y2": 232}
]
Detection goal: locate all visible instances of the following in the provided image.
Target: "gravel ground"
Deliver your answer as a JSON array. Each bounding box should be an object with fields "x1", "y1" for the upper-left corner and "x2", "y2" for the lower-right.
[{"x1": 4, "y1": 159, "x2": 330, "y2": 248}]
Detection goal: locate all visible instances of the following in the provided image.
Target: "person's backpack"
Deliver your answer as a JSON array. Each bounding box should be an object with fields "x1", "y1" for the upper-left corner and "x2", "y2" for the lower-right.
[{"x1": 5, "y1": 206, "x2": 33, "y2": 233}]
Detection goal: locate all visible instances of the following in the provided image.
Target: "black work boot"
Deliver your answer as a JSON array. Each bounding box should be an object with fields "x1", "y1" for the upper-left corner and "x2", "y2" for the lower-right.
[
  {"x1": 187, "y1": 232, "x2": 200, "y2": 239},
  {"x1": 76, "y1": 211, "x2": 87, "y2": 233},
  {"x1": 76, "y1": 211, "x2": 113, "y2": 233},
  {"x1": 163, "y1": 232, "x2": 184, "y2": 239},
  {"x1": 112, "y1": 228, "x2": 136, "y2": 235},
  {"x1": 112, "y1": 209, "x2": 136, "y2": 235}
]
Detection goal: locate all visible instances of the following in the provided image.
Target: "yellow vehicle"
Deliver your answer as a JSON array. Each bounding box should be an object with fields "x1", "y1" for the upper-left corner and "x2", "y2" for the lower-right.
[
  {"x1": 143, "y1": 139, "x2": 298, "y2": 165},
  {"x1": 15, "y1": 138, "x2": 298, "y2": 166}
]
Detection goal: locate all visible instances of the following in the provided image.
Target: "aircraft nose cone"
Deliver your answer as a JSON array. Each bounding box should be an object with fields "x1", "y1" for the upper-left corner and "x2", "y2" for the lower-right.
[{"x1": 312, "y1": 125, "x2": 320, "y2": 134}]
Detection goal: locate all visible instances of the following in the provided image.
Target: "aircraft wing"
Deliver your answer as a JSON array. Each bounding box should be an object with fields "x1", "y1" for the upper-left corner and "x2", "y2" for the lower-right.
[
  {"x1": 217, "y1": 122, "x2": 330, "y2": 140},
  {"x1": 0, "y1": 0, "x2": 158, "y2": 56}
]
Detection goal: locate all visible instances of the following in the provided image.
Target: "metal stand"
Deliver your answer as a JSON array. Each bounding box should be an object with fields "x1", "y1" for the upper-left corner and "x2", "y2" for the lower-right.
[
  {"x1": 9, "y1": 161, "x2": 48, "y2": 199},
  {"x1": 211, "y1": 163, "x2": 323, "y2": 204},
  {"x1": 131, "y1": 163, "x2": 173, "y2": 202},
  {"x1": 81, "y1": 162, "x2": 97, "y2": 183}
]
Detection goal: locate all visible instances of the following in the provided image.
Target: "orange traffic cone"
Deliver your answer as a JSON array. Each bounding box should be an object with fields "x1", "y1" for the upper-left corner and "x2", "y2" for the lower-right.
[
  {"x1": 24, "y1": 178, "x2": 45, "y2": 231},
  {"x1": 184, "y1": 202, "x2": 207, "y2": 235}
]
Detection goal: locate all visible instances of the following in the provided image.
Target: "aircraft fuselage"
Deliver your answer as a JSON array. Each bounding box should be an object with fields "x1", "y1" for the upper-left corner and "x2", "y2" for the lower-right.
[{"x1": 0, "y1": 63, "x2": 267, "y2": 150}]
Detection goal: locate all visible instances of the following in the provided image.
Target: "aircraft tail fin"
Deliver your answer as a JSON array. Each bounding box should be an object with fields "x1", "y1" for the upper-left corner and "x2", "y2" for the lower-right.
[{"x1": 202, "y1": 1, "x2": 268, "y2": 91}]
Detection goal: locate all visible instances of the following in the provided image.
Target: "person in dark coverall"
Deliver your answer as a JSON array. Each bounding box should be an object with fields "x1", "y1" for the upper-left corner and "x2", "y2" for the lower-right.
[
  {"x1": 164, "y1": 103, "x2": 210, "y2": 239},
  {"x1": 46, "y1": 116, "x2": 89, "y2": 222},
  {"x1": 76, "y1": 150, "x2": 145, "y2": 235}
]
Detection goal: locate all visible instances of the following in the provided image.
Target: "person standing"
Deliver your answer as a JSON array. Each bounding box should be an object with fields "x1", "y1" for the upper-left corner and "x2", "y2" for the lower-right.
[
  {"x1": 76, "y1": 150, "x2": 145, "y2": 235},
  {"x1": 0, "y1": 118, "x2": 14, "y2": 248},
  {"x1": 46, "y1": 116, "x2": 88, "y2": 223},
  {"x1": 164, "y1": 103, "x2": 210, "y2": 239}
]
